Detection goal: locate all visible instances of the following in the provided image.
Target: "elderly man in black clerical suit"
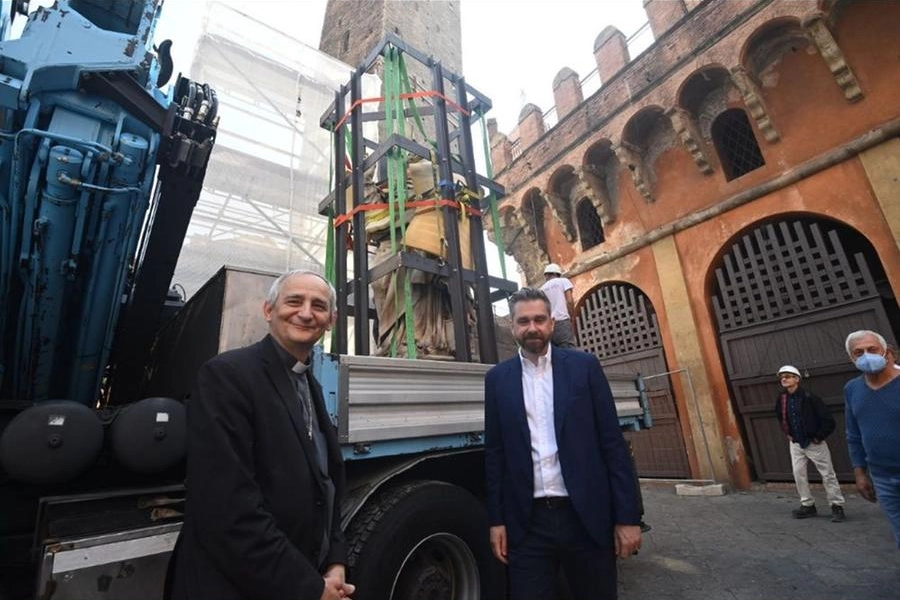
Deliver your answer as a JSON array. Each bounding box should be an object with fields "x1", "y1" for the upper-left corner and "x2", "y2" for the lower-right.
[{"x1": 167, "y1": 270, "x2": 354, "y2": 600}]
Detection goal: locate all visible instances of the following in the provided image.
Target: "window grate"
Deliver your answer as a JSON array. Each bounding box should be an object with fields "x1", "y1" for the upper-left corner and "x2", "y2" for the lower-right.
[
  {"x1": 711, "y1": 220, "x2": 878, "y2": 331},
  {"x1": 711, "y1": 109, "x2": 765, "y2": 180},
  {"x1": 577, "y1": 283, "x2": 661, "y2": 360}
]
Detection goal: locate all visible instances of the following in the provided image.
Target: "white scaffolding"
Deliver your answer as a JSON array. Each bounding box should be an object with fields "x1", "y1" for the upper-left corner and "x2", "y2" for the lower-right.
[{"x1": 171, "y1": 2, "x2": 379, "y2": 297}]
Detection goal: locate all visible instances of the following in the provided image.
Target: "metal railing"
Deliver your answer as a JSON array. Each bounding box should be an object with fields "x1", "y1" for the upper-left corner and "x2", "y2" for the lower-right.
[
  {"x1": 542, "y1": 20, "x2": 654, "y2": 131},
  {"x1": 510, "y1": 138, "x2": 523, "y2": 160}
]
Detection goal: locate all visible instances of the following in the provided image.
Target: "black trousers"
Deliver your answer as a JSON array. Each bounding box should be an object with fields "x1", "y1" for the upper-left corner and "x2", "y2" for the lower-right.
[{"x1": 508, "y1": 499, "x2": 617, "y2": 600}]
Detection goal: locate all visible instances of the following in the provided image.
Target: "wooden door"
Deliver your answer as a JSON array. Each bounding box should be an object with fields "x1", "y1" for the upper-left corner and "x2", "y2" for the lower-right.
[
  {"x1": 578, "y1": 283, "x2": 691, "y2": 478},
  {"x1": 712, "y1": 219, "x2": 895, "y2": 481}
]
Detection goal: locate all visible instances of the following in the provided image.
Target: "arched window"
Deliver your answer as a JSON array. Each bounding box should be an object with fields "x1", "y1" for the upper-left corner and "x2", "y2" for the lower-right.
[
  {"x1": 711, "y1": 108, "x2": 765, "y2": 181},
  {"x1": 576, "y1": 198, "x2": 604, "y2": 250}
]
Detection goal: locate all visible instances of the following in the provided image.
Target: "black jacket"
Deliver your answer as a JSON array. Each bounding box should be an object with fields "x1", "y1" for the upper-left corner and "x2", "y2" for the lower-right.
[
  {"x1": 167, "y1": 336, "x2": 347, "y2": 600},
  {"x1": 774, "y1": 386, "x2": 835, "y2": 443}
]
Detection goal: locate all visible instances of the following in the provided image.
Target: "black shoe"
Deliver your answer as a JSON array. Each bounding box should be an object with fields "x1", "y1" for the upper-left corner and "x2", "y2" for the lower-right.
[
  {"x1": 831, "y1": 504, "x2": 845, "y2": 522},
  {"x1": 792, "y1": 505, "x2": 817, "y2": 519}
]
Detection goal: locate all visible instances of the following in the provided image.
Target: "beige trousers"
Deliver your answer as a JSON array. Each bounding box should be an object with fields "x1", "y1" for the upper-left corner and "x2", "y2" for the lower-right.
[{"x1": 790, "y1": 440, "x2": 845, "y2": 507}]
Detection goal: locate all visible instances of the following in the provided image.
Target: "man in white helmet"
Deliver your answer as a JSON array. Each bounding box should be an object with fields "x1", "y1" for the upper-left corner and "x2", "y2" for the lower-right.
[
  {"x1": 540, "y1": 263, "x2": 577, "y2": 348},
  {"x1": 774, "y1": 365, "x2": 846, "y2": 522}
]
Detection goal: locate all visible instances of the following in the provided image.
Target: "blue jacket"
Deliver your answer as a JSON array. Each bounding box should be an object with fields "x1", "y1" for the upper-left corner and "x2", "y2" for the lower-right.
[{"x1": 484, "y1": 346, "x2": 640, "y2": 548}]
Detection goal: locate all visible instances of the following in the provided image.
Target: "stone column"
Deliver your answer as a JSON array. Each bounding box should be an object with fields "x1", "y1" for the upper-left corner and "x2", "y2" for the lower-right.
[
  {"x1": 651, "y1": 234, "x2": 739, "y2": 484},
  {"x1": 858, "y1": 138, "x2": 900, "y2": 248}
]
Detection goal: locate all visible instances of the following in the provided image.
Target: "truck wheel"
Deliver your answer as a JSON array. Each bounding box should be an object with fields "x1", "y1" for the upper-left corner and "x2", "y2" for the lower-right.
[{"x1": 347, "y1": 480, "x2": 503, "y2": 600}]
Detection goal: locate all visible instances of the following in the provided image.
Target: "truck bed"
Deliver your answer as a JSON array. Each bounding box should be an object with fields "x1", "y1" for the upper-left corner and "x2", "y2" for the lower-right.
[
  {"x1": 315, "y1": 352, "x2": 652, "y2": 449},
  {"x1": 146, "y1": 267, "x2": 651, "y2": 461}
]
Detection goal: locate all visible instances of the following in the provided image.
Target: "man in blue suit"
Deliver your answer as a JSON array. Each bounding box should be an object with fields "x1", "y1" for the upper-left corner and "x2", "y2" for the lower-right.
[{"x1": 485, "y1": 287, "x2": 642, "y2": 599}]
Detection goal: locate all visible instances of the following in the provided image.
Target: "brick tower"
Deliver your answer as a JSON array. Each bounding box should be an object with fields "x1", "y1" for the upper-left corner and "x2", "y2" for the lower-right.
[
  {"x1": 319, "y1": 0, "x2": 462, "y2": 90},
  {"x1": 319, "y1": 1, "x2": 463, "y2": 146}
]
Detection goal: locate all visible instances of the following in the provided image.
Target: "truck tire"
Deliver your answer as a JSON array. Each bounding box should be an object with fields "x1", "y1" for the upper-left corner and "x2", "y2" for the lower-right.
[{"x1": 346, "y1": 480, "x2": 504, "y2": 600}]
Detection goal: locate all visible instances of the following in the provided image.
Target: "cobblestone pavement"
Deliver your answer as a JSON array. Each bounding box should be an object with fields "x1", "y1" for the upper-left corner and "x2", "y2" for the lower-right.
[{"x1": 618, "y1": 483, "x2": 899, "y2": 600}]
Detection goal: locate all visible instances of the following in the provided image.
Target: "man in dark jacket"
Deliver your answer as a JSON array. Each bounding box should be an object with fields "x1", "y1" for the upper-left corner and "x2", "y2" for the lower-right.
[
  {"x1": 167, "y1": 270, "x2": 354, "y2": 600},
  {"x1": 775, "y1": 365, "x2": 846, "y2": 522},
  {"x1": 485, "y1": 287, "x2": 641, "y2": 600}
]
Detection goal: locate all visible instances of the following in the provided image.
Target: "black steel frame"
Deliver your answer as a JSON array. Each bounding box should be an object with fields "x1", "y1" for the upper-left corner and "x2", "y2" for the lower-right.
[{"x1": 321, "y1": 35, "x2": 516, "y2": 363}]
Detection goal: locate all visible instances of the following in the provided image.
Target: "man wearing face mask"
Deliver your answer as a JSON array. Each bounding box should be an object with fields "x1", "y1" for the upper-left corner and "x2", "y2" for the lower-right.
[{"x1": 844, "y1": 330, "x2": 900, "y2": 548}]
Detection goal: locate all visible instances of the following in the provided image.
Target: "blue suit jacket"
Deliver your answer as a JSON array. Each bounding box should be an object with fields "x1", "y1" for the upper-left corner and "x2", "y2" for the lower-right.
[{"x1": 484, "y1": 346, "x2": 640, "y2": 548}]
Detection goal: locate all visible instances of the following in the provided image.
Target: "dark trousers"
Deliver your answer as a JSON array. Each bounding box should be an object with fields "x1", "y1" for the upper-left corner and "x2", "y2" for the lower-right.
[{"x1": 508, "y1": 499, "x2": 617, "y2": 600}]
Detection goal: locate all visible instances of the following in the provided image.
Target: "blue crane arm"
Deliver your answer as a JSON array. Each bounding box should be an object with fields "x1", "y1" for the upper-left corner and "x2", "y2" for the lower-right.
[{"x1": 0, "y1": 0, "x2": 218, "y2": 407}]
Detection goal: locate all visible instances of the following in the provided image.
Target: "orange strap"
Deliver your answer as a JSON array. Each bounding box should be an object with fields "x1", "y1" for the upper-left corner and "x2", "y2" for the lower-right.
[
  {"x1": 333, "y1": 90, "x2": 470, "y2": 132},
  {"x1": 334, "y1": 197, "x2": 481, "y2": 228}
]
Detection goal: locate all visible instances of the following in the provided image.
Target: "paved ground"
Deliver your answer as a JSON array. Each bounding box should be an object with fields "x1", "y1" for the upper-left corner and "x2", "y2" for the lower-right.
[{"x1": 618, "y1": 483, "x2": 899, "y2": 600}]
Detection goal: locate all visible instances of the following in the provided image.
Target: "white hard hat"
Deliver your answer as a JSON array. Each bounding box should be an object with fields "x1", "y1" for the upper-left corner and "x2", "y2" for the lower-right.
[
  {"x1": 544, "y1": 263, "x2": 562, "y2": 275},
  {"x1": 777, "y1": 365, "x2": 801, "y2": 378}
]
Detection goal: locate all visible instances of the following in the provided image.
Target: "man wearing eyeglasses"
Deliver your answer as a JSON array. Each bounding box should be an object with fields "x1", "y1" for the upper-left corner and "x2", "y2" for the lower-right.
[{"x1": 774, "y1": 365, "x2": 845, "y2": 522}]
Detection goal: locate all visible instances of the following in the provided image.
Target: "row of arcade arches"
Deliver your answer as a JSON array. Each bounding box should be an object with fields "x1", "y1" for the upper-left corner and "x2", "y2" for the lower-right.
[
  {"x1": 577, "y1": 214, "x2": 897, "y2": 481},
  {"x1": 506, "y1": 2, "x2": 872, "y2": 280}
]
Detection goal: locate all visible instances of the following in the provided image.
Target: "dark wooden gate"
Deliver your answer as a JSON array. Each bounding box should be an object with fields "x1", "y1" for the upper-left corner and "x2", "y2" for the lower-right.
[
  {"x1": 712, "y1": 219, "x2": 895, "y2": 482},
  {"x1": 578, "y1": 283, "x2": 691, "y2": 478}
]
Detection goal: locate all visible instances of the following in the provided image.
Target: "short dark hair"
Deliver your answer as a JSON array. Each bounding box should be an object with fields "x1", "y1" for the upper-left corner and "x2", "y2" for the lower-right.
[{"x1": 508, "y1": 287, "x2": 551, "y2": 317}]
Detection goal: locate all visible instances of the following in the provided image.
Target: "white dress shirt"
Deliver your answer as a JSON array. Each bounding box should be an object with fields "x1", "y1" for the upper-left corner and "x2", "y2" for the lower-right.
[{"x1": 520, "y1": 345, "x2": 569, "y2": 498}]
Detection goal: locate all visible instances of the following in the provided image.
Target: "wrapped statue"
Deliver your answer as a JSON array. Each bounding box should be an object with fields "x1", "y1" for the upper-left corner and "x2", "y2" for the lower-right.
[{"x1": 357, "y1": 155, "x2": 476, "y2": 359}]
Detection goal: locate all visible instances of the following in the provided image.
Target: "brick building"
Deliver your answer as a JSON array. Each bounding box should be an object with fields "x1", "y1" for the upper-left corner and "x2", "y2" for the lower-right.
[{"x1": 488, "y1": 0, "x2": 900, "y2": 488}]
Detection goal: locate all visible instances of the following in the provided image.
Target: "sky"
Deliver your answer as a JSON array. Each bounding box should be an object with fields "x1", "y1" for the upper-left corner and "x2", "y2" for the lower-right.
[
  {"x1": 12, "y1": 0, "x2": 652, "y2": 300},
  {"x1": 150, "y1": 0, "x2": 651, "y2": 135},
  {"x1": 14, "y1": 0, "x2": 651, "y2": 176},
  {"x1": 457, "y1": 0, "x2": 650, "y2": 133}
]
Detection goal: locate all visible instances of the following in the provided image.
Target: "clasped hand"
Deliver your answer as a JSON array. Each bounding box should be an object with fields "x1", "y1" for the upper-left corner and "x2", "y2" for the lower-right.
[{"x1": 321, "y1": 565, "x2": 355, "y2": 600}]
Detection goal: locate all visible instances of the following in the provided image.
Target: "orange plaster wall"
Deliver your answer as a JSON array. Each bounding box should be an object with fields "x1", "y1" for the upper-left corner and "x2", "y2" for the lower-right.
[
  {"x1": 569, "y1": 245, "x2": 706, "y2": 479},
  {"x1": 506, "y1": 1, "x2": 900, "y2": 278},
  {"x1": 544, "y1": 213, "x2": 578, "y2": 266},
  {"x1": 570, "y1": 246, "x2": 661, "y2": 308},
  {"x1": 755, "y1": 12, "x2": 900, "y2": 169},
  {"x1": 671, "y1": 157, "x2": 900, "y2": 485},
  {"x1": 834, "y1": 1, "x2": 900, "y2": 117}
]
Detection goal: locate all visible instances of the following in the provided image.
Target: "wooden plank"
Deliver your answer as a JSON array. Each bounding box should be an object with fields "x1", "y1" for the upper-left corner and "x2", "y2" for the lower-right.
[{"x1": 775, "y1": 221, "x2": 804, "y2": 313}]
